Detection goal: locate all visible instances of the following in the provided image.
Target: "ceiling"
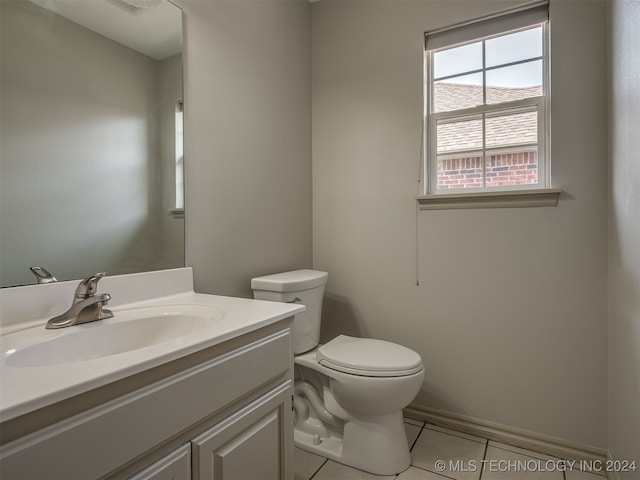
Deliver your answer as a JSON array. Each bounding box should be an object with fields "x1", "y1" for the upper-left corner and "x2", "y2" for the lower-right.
[{"x1": 28, "y1": 0, "x2": 182, "y2": 60}]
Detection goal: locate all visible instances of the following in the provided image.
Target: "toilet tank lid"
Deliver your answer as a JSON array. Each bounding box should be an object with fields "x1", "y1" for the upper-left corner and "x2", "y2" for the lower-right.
[{"x1": 251, "y1": 269, "x2": 328, "y2": 292}]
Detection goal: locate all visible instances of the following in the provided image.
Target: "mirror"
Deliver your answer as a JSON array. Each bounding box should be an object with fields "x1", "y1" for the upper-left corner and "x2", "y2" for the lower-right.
[{"x1": 0, "y1": 0, "x2": 184, "y2": 287}]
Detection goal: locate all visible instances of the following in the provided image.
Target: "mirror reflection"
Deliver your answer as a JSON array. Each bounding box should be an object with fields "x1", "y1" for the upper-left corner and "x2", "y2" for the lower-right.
[{"x1": 0, "y1": 0, "x2": 184, "y2": 288}]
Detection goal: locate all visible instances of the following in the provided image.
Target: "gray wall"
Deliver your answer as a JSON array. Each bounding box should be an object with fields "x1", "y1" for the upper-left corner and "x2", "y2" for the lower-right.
[
  {"x1": 0, "y1": 0, "x2": 182, "y2": 286},
  {"x1": 312, "y1": 0, "x2": 608, "y2": 448},
  {"x1": 607, "y1": 0, "x2": 640, "y2": 472},
  {"x1": 177, "y1": 0, "x2": 312, "y2": 297}
]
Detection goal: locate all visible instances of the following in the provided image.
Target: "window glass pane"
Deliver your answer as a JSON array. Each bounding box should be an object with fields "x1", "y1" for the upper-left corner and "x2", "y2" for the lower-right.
[
  {"x1": 486, "y1": 110, "x2": 537, "y2": 148},
  {"x1": 436, "y1": 117, "x2": 482, "y2": 154},
  {"x1": 486, "y1": 61, "x2": 542, "y2": 104},
  {"x1": 486, "y1": 26, "x2": 542, "y2": 68},
  {"x1": 433, "y1": 73, "x2": 483, "y2": 112},
  {"x1": 485, "y1": 147, "x2": 538, "y2": 187},
  {"x1": 437, "y1": 153, "x2": 484, "y2": 190},
  {"x1": 433, "y1": 41, "x2": 482, "y2": 79}
]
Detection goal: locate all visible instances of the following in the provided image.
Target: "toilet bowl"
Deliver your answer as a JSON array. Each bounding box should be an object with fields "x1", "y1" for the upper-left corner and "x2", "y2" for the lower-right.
[{"x1": 251, "y1": 270, "x2": 425, "y2": 476}]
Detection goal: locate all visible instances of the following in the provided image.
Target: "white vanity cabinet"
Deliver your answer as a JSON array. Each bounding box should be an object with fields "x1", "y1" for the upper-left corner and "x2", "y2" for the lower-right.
[
  {"x1": 127, "y1": 383, "x2": 291, "y2": 480},
  {"x1": 191, "y1": 383, "x2": 291, "y2": 480},
  {"x1": 129, "y1": 444, "x2": 191, "y2": 480},
  {"x1": 0, "y1": 319, "x2": 294, "y2": 480}
]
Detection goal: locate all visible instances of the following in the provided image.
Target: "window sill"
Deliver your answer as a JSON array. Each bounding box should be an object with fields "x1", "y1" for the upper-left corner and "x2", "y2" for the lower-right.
[{"x1": 417, "y1": 188, "x2": 562, "y2": 210}]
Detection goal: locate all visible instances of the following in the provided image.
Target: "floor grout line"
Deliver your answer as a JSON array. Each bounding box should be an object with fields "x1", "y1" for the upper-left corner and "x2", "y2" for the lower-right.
[
  {"x1": 478, "y1": 440, "x2": 489, "y2": 480},
  {"x1": 408, "y1": 464, "x2": 459, "y2": 480},
  {"x1": 307, "y1": 458, "x2": 328, "y2": 480},
  {"x1": 409, "y1": 422, "x2": 425, "y2": 452}
]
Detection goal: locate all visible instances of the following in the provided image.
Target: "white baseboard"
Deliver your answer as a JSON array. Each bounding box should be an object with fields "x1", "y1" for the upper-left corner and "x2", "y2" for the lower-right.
[{"x1": 405, "y1": 403, "x2": 613, "y2": 477}]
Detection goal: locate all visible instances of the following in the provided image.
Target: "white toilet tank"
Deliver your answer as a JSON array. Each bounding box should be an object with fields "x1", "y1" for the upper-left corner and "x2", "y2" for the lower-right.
[{"x1": 251, "y1": 270, "x2": 328, "y2": 354}]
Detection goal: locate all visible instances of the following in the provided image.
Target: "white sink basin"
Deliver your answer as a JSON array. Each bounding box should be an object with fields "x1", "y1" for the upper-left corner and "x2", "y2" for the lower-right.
[{"x1": 2, "y1": 304, "x2": 226, "y2": 368}]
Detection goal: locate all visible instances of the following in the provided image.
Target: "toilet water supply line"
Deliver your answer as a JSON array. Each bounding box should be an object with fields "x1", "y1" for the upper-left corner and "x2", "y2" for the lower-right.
[
  {"x1": 294, "y1": 380, "x2": 341, "y2": 427},
  {"x1": 292, "y1": 395, "x2": 310, "y2": 420}
]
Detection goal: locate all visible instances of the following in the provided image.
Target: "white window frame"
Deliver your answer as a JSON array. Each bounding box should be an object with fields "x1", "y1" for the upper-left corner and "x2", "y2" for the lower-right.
[
  {"x1": 423, "y1": 2, "x2": 551, "y2": 197},
  {"x1": 174, "y1": 99, "x2": 184, "y2": 212}
]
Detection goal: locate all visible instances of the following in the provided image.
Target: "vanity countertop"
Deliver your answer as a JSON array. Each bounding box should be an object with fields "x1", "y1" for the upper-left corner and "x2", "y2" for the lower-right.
[{"x1": 0, "y1": 292, "x2": 303, "y2": 422}]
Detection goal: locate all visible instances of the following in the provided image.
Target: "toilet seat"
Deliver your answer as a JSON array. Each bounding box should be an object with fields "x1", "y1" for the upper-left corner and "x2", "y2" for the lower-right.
[{"x1": 316, "y1": 335, "x2": 423, "y2": 377}]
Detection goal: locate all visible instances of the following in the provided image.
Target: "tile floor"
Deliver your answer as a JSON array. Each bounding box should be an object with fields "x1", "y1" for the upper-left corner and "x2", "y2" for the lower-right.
[{"x1": 294, "y1": 418, "x2": 608, "y2": 480}]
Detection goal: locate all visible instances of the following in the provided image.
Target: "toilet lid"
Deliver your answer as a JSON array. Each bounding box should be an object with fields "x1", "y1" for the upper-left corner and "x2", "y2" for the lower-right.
[{"x1": 317, "y1": 335, "x2": 423, "y2": 377}]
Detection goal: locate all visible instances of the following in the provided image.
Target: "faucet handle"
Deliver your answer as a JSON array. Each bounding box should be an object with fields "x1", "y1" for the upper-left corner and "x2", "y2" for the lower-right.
[
  {"x1": 29, "y1": 266, "x2": 57, "y2": 284},
  {"x1": 74, "y1": 272, "x2": 107, "y2": 299}
]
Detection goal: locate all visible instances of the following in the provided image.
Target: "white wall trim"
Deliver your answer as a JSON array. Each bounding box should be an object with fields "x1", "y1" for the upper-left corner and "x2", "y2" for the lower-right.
[
  {"x1": 417, "y1": 188, "x2": 562, "y2": 210},
  {"x1": 405, "y1": 403, "x2": 610, "y2": 469}
]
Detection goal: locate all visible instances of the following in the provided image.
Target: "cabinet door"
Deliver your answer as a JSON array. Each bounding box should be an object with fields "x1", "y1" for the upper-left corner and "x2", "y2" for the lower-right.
[
  {"x1": 129, "y1": 444, "x2": 191, "y2": 480},
  {"x1": 191, "y1": 383, "x2": 292, "y2": 480}
]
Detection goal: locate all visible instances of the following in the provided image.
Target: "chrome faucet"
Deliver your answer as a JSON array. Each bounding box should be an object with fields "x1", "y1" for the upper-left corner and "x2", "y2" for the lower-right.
[
  {"x1": 29, "y1": 266, "x2": 57, "y2": 284},
  {"x1": 46, "y1": 273, "x2": 114, "y2": 329}
]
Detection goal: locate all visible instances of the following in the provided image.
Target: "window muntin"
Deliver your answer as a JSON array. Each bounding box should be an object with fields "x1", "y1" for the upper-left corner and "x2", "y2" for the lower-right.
[{"x1": 425, "y1": 9, "x2": 549, "y2": 194}]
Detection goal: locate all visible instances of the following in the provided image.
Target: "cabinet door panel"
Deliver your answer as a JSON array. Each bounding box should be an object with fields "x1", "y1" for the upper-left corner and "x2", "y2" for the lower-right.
[
  {"x1": 213, "y1": 410, "x2": 279, "y2": 479},
  {"x1": 129, "y1": 444, "x2": 191, "y2": 480},
  {"x1": 192, "y1": 383, "x2": 291, "y2": 480}
]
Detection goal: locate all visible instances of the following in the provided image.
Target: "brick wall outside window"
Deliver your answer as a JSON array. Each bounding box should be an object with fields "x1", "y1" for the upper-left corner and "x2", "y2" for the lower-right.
[{"x1": 437, "y1": 150, "x2": 538, "y2": 189}]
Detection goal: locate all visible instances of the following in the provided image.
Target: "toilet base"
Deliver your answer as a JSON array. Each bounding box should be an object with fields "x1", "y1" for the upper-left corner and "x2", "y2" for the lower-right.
[{"x1": 294, "y1": 410, "x2": 411, "y2": 476}]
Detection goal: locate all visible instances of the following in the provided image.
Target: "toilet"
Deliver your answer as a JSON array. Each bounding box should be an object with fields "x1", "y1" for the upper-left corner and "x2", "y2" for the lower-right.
[{"x1": 251, "y1": 269, "x2": 424, "y2": 476}]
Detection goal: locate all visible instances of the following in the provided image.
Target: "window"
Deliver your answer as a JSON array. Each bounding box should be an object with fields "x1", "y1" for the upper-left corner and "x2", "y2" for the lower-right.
[
  {"x1": 424, "y1": 3, "x2": 550, "y2": 195},
  {"x1": 175, "y1": 99, "x2": 184, "y2": 211}
]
